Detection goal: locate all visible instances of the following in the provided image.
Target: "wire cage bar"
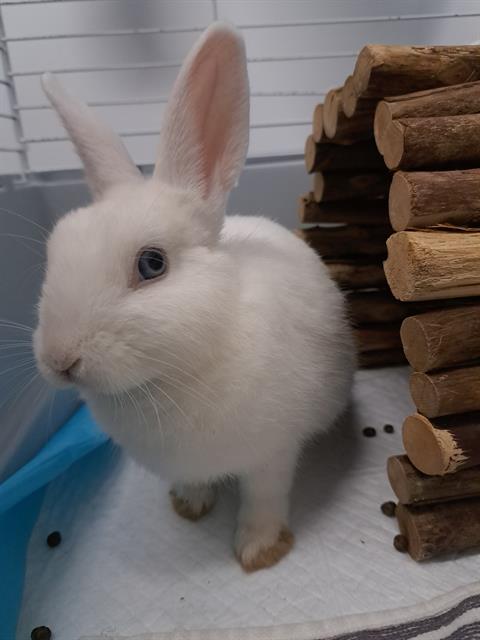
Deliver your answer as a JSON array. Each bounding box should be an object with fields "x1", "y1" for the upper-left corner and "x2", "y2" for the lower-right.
[{"x1": 1, "y1": 0, "x2": 480, "y2": 180}]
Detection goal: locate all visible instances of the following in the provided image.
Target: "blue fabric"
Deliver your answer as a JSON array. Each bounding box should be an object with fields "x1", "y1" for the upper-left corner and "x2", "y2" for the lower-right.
[
  {"x1": 0, "y1": 404, "x2": 108, "y2": 515},
  {"x1": 0, "y1": 490, "x2": 45, "y2": 640},
  {"x1": 0, "y1": 404, "x2": 108, "y2": 639}
]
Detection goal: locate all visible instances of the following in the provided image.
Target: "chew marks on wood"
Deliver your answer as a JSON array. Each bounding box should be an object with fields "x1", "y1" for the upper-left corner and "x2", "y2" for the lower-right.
[
  {"x1": 384, "y1": 231, "x2": 480, "y2": 301},
  {"x1": 402, "y1": 412, "x2": 480, "y2": 475}
]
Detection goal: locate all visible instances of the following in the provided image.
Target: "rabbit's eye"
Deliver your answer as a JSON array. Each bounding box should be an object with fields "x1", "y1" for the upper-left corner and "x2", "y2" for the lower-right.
[{"x1": 137, "y1": 248, "x2": 168, "y2": 281}]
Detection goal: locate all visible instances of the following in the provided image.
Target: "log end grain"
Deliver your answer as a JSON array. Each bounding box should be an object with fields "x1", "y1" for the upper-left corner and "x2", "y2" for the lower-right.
[
  {"x1": 389, "y1": 171, "x2": 414, "y2": 231},
  {"x1": 313, "y1": 103, "x2": 325, "y2": 143},
  {"x1": 387, "y1": 455, "x2": 415, "y2": 505},
  {"x1": 341, "y1": 75, "x2": 357, "y2": 117},
  {"x1": 382, "y1": 120, "x2": 406, "y2": 170},
  {"x1": 304, "y1": 135, "x2": 317, "y2": 174},
  {"x1": 383, "y1": 232, "x2": 416, "y2": 301},
  {"x1": 410, "y1": 371, "x2": 440, "y2": 417},
  {"x1": 374, "y1": 100, "x2": 392, "y2": 155},
  {"x1": 352, "y1": 45, "x2": 376, "y2": 95},
  {"x1": 323, "y1": 88, "x2": 341, "y2": 138},
  {"x1": 402, "y1": 414, "x2": 449, "y2": 475},
  {"x1": 400, "y1": 315, "x2": 430, "y2": 371}
]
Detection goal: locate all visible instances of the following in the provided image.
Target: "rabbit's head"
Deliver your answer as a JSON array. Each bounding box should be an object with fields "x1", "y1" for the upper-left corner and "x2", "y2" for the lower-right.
[{"x1": 34, "y1": 23, "x2": 249, "y2": 394}]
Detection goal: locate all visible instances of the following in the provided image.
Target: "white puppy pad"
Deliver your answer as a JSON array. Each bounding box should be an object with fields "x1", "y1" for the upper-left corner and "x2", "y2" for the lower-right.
[{"x1": 17, "y1": 368, "x2": 480, "y2": 640}]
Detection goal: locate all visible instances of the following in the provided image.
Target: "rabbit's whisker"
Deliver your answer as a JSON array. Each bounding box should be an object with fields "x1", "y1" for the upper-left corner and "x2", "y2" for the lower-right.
[
  {"x1": 0, "y1": 206, "x2": 50, "y2": 239},
  {"x1": 148, "y1": 379, "x2": 195, "y2": 431},
  {"x1": 140, "y1": 352, "x2": 219, "y2": 403},
  {"x1": 0, "y1": 359, "x2": 37, "y2": 378},
  {"x1": 0, "y1": 319, "x2": 34, "y2": 332}
]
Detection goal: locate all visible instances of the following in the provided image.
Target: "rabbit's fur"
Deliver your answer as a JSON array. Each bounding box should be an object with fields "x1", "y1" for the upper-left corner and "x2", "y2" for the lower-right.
[{"x1": 34, "y1": 23, "x2": 356, "y2": 571}]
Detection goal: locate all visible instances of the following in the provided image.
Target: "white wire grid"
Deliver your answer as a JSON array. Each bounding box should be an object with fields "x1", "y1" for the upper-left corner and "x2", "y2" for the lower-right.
[{"x1": 2, "y1": 0, "x2": 480, "y2": 178}]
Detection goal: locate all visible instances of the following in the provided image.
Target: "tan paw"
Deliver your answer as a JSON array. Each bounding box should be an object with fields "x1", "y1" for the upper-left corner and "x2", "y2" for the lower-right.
[
  {"x1": 235, "y1": 526, "x2": 294, "y2": 572},
  {"x1": 169, "y1": 486, "x2": 215, "y2": 521}
]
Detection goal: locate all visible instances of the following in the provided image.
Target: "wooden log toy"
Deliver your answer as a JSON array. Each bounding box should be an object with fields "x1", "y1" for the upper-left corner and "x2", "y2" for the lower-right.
[
  {"x1": 341, "y1": 74, "x2": 378, "y2": 118},
  {"x1": 323, "y1": 89, "x2": 374, "y2": 145},
  {"x1": 304, "y1": 137, "x2": 384, "y2": 173},
  {"x1": 359, "y1": 349, "x2": 406, "y2": 368},
  {"x1": 388, "y1": 455, "x2": 480, "y2": 506},
  {"x1": 312, "y1": 104, "x2": 326, "y2": 143},
  {"x1": 322, "y1": 88, "x2": 343, "y2": 138},
  {"x1": 396, "y1": 498, "x2": 480, "y2": 561},
  {"x1": 402, "y1": 412, "x2": 480, "y2": 475},
  {"x1": 389, "y1": 169, "x2": 480, "y2": 231},
  {"x1": 384, "y1": 231, "x2": 480, "y2": 301},
  {"x1": 410, "y1": 366, "x2": 480, "y2": 418},
  {"x1": 298, "y1": 193, "x2": 388, "y2": 225},
  {"x1": 381, "y1": 114, "x2": 480, "y2": 170},
  {"x1": 355, "y1": 324, "x2": 402, "y2": 353},
  {"x1": 297, "y1": 42, "x2": 480, "y2": 562},
  {"x1": 375, "y1": 81, "x2": 480, "y2": 155},
  {"x1": 401, "y1": 306, "x2": 480, "y2": 372},
  {"x1": 348, "y1": 291, "x2": 406, "y2": 324},
  {"x1": 325, "y1": 261, "x2": 387, "y2": 290},
  {"x1": 352, "y1": 45, "x2": 480, "y2": 99},
  {"x1": 348, "y1": 293, "x2": 473, "y2": 325},
  {"x1": 313, "y1": 171, "x2": 390, "y2": 202},
  {"x1": 296, "y1": 225, "x2": 390, "y2": 259}
]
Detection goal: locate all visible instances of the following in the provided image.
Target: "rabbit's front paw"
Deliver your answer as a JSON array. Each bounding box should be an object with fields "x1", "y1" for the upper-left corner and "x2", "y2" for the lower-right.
[
  {"x1": 170, "y1": 483, "x2": 216, "y2": 521},
  {"x1": 235, "y1": 522, "x2": 294, "y2": 572}
]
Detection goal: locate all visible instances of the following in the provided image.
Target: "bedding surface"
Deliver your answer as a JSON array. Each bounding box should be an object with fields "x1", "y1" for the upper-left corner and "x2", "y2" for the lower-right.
[{"x1": 17, "y1": 367, "x2": 480, "y2": 640}]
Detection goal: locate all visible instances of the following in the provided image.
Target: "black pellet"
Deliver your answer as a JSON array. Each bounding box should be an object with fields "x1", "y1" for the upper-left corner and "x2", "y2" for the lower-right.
[
  {"x1": 393, "y1": 534, "x2": 408, "y2": 553},
  {"x1": 31, "y1": 626, "x2": 52, "y2": 640},
  {"x1": 362, "y1": 426, "x2": 377, "y2": 438},
  {"x1": 46, "y1": 531, "x2": 61, "y2": 548},
  {"x1": 381, "y1": 501, "x2": 396, "y2": 517},
  {"x1": 383, "y1": 424, "x2": 395, "y2": 434}
]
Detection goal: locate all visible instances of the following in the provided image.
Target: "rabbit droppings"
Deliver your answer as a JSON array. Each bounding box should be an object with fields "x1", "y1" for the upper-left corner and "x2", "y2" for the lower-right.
[{"x1": 34, "y1": 24, "x2": 356, "y2": 572}]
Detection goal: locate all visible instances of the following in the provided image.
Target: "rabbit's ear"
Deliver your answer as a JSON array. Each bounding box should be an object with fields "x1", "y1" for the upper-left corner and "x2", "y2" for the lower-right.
[
  {"x1": 42, "y1": 73, "x2": 142, "y2": 199},
  {"x1": 154, "y1": 23, "x2": 249, "y2": 205}
]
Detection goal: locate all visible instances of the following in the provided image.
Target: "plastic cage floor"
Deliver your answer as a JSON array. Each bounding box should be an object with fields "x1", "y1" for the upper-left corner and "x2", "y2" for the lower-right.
[{"x1": 17, "y1": 367, "x2": 480, "y2": 640}]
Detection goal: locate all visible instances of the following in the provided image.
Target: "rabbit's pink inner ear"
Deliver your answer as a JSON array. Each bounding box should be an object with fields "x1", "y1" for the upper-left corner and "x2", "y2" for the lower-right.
[
  {"x1": 184, "y1": 53, "x2": 220, "y2": 199},
  {"x1": 188, "y1": 36, "x2": 246, "y2": 199},
  {"x1": 155, "y1": 24, "x2": 249, "y2": 201}
]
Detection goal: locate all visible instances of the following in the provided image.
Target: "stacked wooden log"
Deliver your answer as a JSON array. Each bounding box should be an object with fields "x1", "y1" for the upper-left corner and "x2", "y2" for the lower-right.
[
  {"x1": 297, "y1": 44, "x2": 480, "y2": 561},
  {"x1": 300, "y1": 92, "x2": 401, "y2": 367}
]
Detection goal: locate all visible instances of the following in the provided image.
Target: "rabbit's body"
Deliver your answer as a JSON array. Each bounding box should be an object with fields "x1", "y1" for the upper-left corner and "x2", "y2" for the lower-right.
[
  {"x1": 86, "y1": 213, "x2": 354, "y2": 485},
  {"x1": 34, "y1": 23, "x2": 355, "y2": 571}
]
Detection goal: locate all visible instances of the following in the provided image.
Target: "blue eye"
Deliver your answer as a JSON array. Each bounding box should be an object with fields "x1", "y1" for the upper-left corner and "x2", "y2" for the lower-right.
[{"x1": 137, "y1": 248, "x2": 167, "y2": 281}]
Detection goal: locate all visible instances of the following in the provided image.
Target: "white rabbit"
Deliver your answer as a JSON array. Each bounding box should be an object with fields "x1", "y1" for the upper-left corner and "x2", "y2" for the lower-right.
[{"x1": 34, "y1": 23, "x2": 356, "y2": 572}]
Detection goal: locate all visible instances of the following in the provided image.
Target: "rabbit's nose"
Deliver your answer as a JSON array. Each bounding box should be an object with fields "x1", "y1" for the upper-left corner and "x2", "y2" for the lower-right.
[
  {"x1": 50, "y1": 354, "x2": 81, "y2": 380},
  {"x1": 58, "y1": 357, "x2": 81, "y2": 380}
]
